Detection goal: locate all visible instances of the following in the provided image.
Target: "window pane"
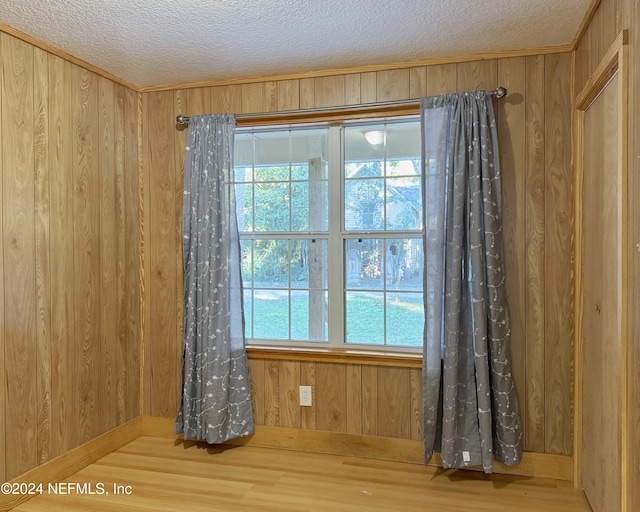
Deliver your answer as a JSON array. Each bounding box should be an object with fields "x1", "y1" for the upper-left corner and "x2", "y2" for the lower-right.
[
  {"x1": 253, "y1": 289, "x2": 289, "y2": 340},
  {"x1": 344, "y1": 124, "x2": 386, "y2": 165},
  {"x1": 344, "y1": 179, "x2": 384, "y2": 230},
  {"x1": 254, "y1": 183, "x2": 289, "y2": 231},
  {"x1": 386, "y1": 177, "x2": 421, "y2": 230},
  {"x1": 243, "y1": 289, "x2": 253, "y2": 339},
  {"x1": 235, "y1": 183, "x2": 253, "y2": 232},
  {"x1": 290, "y1": 290, "x2": 328, "y2": 342},
  {"x1": 290, "y1": 239, "x2": 328, "y2": 289},
  {"x1": 255, "y1": 130, "x2": 290, "y2": 180},
  {"x1": 345, "y1": 291, "x2": 384, "y2": 344},
  {"x1": 386, "y1": 292, "x2": 423, "y2": 346},
  {"x1": 386, "y1": 238, "x2": 423, "y2": 291},
  {"x1": 253, "y1": 239, "x2": 289, "y2": 288},
  {"x1": 385, "y1": 121, "x2": 421, "y2": 165},
  {"x1": 291, "y1": 129, "x2": 328, "y2": 180},
  {"x1": 234, "y1": 132, "x2": 254, "y2": 172},
  {"x1": 344, "y1": 239, "x2": 383, "y2": 290}
]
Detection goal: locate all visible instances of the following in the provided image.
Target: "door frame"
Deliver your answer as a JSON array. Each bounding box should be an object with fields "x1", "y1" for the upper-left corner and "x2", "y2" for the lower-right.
[{"x1": 573, "y1": 30, "x2": 629, "y2": 510}]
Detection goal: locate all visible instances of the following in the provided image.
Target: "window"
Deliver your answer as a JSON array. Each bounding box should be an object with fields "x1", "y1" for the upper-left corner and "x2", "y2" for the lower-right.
[{"x1": 234, "y1": 116, "x2": 423, "y2": 350}]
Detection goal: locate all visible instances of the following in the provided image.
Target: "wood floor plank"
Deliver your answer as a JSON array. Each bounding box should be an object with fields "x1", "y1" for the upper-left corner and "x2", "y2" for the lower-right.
[{"x1": 11, "y1": 436, "x2": 591, "y2": 512}]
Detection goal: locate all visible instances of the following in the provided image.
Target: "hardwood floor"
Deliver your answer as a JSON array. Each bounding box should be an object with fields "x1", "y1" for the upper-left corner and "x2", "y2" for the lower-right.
[{"x1": 11, "y1": 436, "x2": 590, "y2": 511}]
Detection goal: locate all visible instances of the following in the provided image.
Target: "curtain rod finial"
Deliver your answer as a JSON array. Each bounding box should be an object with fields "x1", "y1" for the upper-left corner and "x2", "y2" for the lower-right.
[
  {"x1": 177, "y1": 114, "x2": 190, "y2": 125},
  {"x1": 494, "y1": 87, "x2": 507, "y2": 98}
]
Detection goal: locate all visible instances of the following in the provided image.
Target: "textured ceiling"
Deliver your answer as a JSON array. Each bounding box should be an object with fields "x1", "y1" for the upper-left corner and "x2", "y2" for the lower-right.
[{"x1": 0, "y1": 0, "x2": 591, "y2": 89}]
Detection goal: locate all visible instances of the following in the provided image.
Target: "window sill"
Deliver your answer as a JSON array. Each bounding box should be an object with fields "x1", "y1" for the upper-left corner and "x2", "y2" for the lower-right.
[{"x1": 246, "y1": 345, "x2": 422, "y2": 368}]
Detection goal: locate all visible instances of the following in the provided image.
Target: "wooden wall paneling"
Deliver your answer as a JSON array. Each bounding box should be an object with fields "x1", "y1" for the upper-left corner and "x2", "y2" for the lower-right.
[
  {"x1": 141, "y1": 92, "x2": 152, "y2": 417},
  {"x1": 543, "y1": 52, "x2": 573, "y2": 456},
  {"x1": 376, "y1": 367, "x2": 411, "y2": 439},
  {"x1": 34, "y1": 46, "x2": 52, "y2": 466},
  {"x1": 114, "y1": 83, "x2": 127, "y2": 425},
  {"x1": 241, "y1": 83, "x2": 264, "y2": 113},
  {"x1": 147, "y1": 91, "x2": 178, "y2": 418},
  {"x1": 602, "y1": 0, "x2": 619, "y2": 50},
  {"x1": 48, "y1": 54, "x2": 74, "y2": 456},
  {"x1": 497, "y1": 57, "x2": 527, "y2": 443},
  {"x1": 299, "y1": 78, "x2": 315, "y2": 109},
  {"x1": 574, "y1": 35, "x2": 590, "y2": 99},
  {"x1": 210, "y1": 85, "x2": 242, "y2": 114},
  {"x1": 409, "y1": 368, "x2": 422, "y2": 441},
  {"x1": 72, "y1": 66, "x2": 101, "y2": 446},
  {"x1": 99, "y1": 76, "x2": 117, "y2": 435},
  {"x1": 263, "y1": 81, "x2": 278, "y2": 112},
  {"x1": 300, "y1": 361, "x2": 316, "y2": 429},
  {"x1": 277, "y1": 80, "x2": 299, "y2": 111},
  {"x1": 361, "y1": 365, "x2": 378, "y2": 436},
  {"x1": 425, "y1": 63, "x2": 457, "y2": 96},
  {"x1": 524, "y1": 55, "x2": 547, "y2": 453},
  {"x1": 124, "y1": 86, "x2": 140, "y2": 421},
  {"x1": 264, "y1": 360, "x2": 279, "y2": 426},
  {"x1": 316, "y1": 362, "x2": 347, "y2": 432},
  {"x1": 2, "y1": 33, "x2": 37, "y2": 479},
  {"x1": 456, "y1": 59, "x2": 497, "y2": 92},
  {"x1": 278, "y1": 360, "x2": 300, "y2": 428},
  {"x1": 314, "y1": 75, "x2": 346, "y2": 108},
  {"x1": 409, "y1": 67, "x2": 427, "y2": 99},
  {"x1": 0, "y1": 31, "x2": 4, "y2": 485},
  {"x1": 344, "y1": 74, "x2": 361, "y2": 105},
  {"x1": 185, "y1": 87, "x2": 210, "y2": 117},
  {"x1": 588, "y1": 4, "x2": 604, "y2": 74},
  {"x1": 376, "y1": 68, "x2": 410, "y2": 101},
  {"x1": 174, "y1": 89, "x2": 187, "y2": 416},
  {"x1": 248, "y1": 358, "x2": 265, "y2": 425},
  {"x1": 345, "y1": 364, "x2": 362, "y2": 434},
  {"x1": 360, "y1": 72, "x2": 376, "y2": 103}
]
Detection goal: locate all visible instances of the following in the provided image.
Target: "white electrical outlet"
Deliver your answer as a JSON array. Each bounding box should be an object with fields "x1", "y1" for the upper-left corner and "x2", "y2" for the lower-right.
[{"x1": 299, "y1": 386, "x2": 312, "y2": 406}]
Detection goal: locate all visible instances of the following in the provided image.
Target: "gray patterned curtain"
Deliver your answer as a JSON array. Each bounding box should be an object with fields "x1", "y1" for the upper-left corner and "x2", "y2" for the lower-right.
[
  {"x1": 176, "y1": 114, "x2": 254, "y2": 443},
  {"x1": 421, "y1": 92, "x2": 522, "y2": 472}
]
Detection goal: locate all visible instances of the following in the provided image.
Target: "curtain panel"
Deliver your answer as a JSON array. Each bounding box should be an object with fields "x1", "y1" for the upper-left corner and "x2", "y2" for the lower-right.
[
  {"x1": 176, "y1": 114, "x2": 254, "y2": 443},
  {"x1": 421, "y1": 92, "x2": 522, "y2": 472}
]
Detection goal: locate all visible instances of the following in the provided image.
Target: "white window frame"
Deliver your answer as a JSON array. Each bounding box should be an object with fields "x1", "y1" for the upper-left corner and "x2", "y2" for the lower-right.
[{"x1": 236, "y1": 115, "x2": 423, "y2": 354}]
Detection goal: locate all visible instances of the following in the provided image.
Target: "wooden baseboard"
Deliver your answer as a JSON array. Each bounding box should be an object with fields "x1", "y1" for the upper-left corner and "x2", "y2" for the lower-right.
[
  {"x1": 141, "y1": 416, "x2": 573, "y2": 482},
  {"x1": 0, "y1": 417, "x2": 142, "y2": 512}
]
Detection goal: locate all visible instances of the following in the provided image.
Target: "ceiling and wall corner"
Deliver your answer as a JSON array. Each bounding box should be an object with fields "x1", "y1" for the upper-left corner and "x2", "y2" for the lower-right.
[{"x1": 0, "y1": 0, "x2": 593, "y2": 89}]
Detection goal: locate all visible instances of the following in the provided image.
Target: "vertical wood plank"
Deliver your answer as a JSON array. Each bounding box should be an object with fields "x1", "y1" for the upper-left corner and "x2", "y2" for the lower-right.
[
  {"x1": 278, "y1": 360, "x2": 300, "y2": 428},
  {"x1": 210, "y1": 85, "x2": 242, "y2": 114},
  {"x1": 574, "y1": 35, "x2": 590, "y2": 99},
  {"x1": 2, "y1": 33, "x2": 36, "y2": 479},
  {"x1": 344, "y1": 74, "x2": 361, "y2": 105},
  {"x1": 425, "y1": 63, "x2": 457, "y2": 96},
  {"x1": 141, "y1": 92, "x2": 151, "y2": 417},
  {"x1": 263, "y1": 81, "x2": 278, "y2": 112},
  {"x1": 114, "y1": 83, "x2": 127, "y2": 426},
  {"x1": 410, "y1": 368, "x2": 423, "y2": 441},
  {"x1": 377, "y1": 367, "x2": 411, "y2": 439},
  {"x1": 277, "y1": 80, "x2": 299, "y2": 111},
  {"x1": 588, "y1": 4, "x2": 604, "y2": 74},
  {"x1": 360, "y1": 72, "x2": 376, "y2": 103},
  {"x1": 409, "y1": 67, "x2": 427, "y2": 99},
  {"x1": 299, "y1": 78, "x2": 315, "y2": 109},
  {"x1": 99, "y1": 76, "x2": 117, "y2": 435},
  {"x1": 0, "y1": 33, "x2": 37, "y2": 480},
  {"x1": 300, "y1": 361, "x2": 316, "y2": 429},
  {"x1": 0, "y1": 31, "x2": 5, "y2": 485},
  {"x1": 264, "y1": 360, "x2": 279, "y2": 426},
  {"x1": 316, "y1": 362, "x2": 347, "y2": 432},
  {"x1": 241, "y1": 83, "x2": 263, "y2": 113},
  {"x1": 34, "y1": 46, "x2": 52, "y2": 465},
  {"x1": 185, "y1": 87, "x2": 210, "y2": 117},
  {"x1": 456, "y1": 59, "x2": 497, "y2": 92},
  {"x1": 602, "y1": 0, "x2": 617, "y2": 52},
  {"x1": 72, "y1": 66, "x2": 101, "y2": 445},
  {"x1": 315, "y1": 75, "x2": 346, "y2": 107},
  {"x1": 345, "y1": 365, "x2": 362, "y2": 434},
  {"x1": 361, "y1": 365, "x2": 378, "y2": 436},
  {"x1": 174, "y1": 89, "x2": 187, "y2": 413},
  {"x1": 497, "y1": 57, "x2": 527, "y2": 444},
  {"x1": 49, "y1": 54, "x2": 74, "y2": 456},
  {"x1": 376, "y1": 69, "x2": 410, "y2": 101},
  {"x1": 124, "y1": 87, "x2": 140, "y2": 421},
  {"x1": 544, "y1": 53, "x2": 573, "y2": 456},
  {"x1": 248, "y1": 358, "x2": 265, "y2": 425},
  {"x1": 147, "y1": 91, "x2": 178, "y2": 418},
  {"x1": 524, "y1": 55, "x2": 546, "y2": 452}
]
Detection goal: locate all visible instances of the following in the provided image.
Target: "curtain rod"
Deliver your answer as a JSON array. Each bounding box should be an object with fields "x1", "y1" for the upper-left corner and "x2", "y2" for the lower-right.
[{"x1": 175, "y1": 86, "x2": 507, "y2": 126}]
